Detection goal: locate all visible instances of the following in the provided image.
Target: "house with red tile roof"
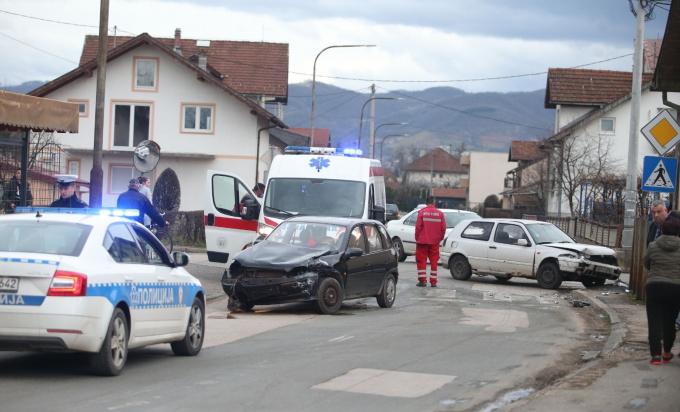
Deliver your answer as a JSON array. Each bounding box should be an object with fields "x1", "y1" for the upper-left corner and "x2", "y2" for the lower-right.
[
  {"x1": 403, "y1": 148, "x2": 469, "y2": 206},
  {"x1": 29, "y1": 31, "x2": 288, "y2": 210},
  {"x1": 288, "y1": 128, "x2": 331, "y2": 147}
]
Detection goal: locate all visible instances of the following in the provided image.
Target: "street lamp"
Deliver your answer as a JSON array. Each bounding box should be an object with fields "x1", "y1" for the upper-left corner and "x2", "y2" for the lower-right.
[
  {"x1": 309, "y1": 44, "x2": 375, "y2": 139},
  {"x1": 357, "y1": 97, "x2": 400, "y2": 152},
  {"x1": 379, "y1": 133, "x2": 409, "y2": 163},
  {"x1": 373, "y1": 122, "x2": 408, "y2": 156}
]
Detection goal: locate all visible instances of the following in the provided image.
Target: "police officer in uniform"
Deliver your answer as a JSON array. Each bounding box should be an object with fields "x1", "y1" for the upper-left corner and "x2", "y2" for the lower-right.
[
  {"x1": 117, "y1": 179, "x2": 166, "y2": 227},
  {"x1": 50, "y1": 175, "x2": 88, "y2": 208}
]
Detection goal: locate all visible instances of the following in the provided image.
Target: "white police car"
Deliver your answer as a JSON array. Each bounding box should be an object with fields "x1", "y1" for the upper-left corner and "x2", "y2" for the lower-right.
[{"x1": 0, "y1": 208, "x2": 205, "y2": 376}]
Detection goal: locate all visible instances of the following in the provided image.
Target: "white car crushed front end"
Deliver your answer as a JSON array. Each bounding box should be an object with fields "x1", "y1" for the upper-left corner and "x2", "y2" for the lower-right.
[{"x1": 540, "y1": 243, "x2": 621, "y2": 280}]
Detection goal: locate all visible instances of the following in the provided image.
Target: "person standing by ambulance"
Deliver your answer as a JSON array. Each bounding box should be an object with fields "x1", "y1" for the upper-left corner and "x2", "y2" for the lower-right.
[{"x1": 415, "y1": 196, "x2": 446, "y2": 287}]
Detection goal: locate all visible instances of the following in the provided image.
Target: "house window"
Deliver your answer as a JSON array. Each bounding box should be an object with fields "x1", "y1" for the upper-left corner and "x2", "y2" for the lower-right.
[
  {"x1": 67, "y1": 159, "x2": 80, "y2": 176},
  {"x1": 600, "y1": 118, "x2": 615, "y2": 133},
  {"x1": 133, "y1": 57, "x2": 158, "y2": 91},
  {"x1": 68, "y1": 99, "x2": 89, "y2": 117},
  {"x1": 181, "y1": 104, "x2": 214, "y2": 133},
  {"x1": 113, "y1": 103, "x2": 151, "y2": 147},
  {"x1": 110, "y1": 165, "x2": 135, "y2": 194}
]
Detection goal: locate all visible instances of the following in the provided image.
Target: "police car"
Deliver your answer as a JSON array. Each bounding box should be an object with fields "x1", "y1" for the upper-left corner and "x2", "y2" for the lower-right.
[{"x1": 0, "y1": 208, "x2": 205, "y2": 376}]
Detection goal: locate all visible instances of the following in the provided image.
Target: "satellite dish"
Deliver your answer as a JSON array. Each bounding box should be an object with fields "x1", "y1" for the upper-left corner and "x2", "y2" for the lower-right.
[{"x1": 133, "y1": 140, "x2": 161, "y2": 173}]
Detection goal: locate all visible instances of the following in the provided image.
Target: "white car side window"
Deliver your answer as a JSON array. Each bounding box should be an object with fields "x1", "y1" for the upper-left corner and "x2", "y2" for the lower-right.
[
  {"x1": 404, "y1": 213, "x2": 417, "y2": 226},
  {"x1": 494, "y1": 223, "x2": 529, "y2": 245}
]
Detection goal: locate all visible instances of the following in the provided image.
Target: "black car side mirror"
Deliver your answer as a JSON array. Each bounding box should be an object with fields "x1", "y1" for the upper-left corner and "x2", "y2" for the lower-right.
[
  {"x1": 172, "y1": 251, "x2": 189, "y2": 267},
  {"x1": 371, "y1": 205, "x2": 386, "y2": 223},
  {"x1": 240, "y1": 197, "x2": 261, "y2": 221},
  {"x1": 346, "y1": 247, "x2": 364, "y2": 258}
]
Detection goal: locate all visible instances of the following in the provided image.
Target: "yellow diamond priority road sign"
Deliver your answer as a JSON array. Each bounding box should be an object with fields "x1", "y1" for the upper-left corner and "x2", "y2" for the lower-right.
[{"x1": 641, "y1": 109, "x2": 680, "y2": 155}]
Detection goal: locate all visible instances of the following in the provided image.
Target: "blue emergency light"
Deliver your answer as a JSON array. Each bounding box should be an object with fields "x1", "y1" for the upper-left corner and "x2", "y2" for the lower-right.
[
  {"x1": 15, "y1": 207, "x2": 140, "y2": 217},
  {"x1": 284, "y1": 146, "x2": 363, "y2": 157}
]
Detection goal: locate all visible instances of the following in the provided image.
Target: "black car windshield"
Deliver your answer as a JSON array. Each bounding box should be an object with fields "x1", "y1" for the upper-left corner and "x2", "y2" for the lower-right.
[
  {"x1": 444, "y1": 212, "x2": 480, "y2": 228},
  {"x1": 526, "y1": 223, "x2": 574, "y2": 244},
  {"x1": 0, "y1": 221, "x2": 92, "y2": 256},
  {"x1": 264, "y1": 178, "x2": 366, "y2": 219},
  {"x1": 267, "y1": 221, "x2": 348, "y2": 250}
]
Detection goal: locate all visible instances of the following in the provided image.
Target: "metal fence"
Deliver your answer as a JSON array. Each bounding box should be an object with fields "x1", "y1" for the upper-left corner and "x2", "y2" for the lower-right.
[{"x1": 526, "y1": 215, "x2": 623, "y2": 248}]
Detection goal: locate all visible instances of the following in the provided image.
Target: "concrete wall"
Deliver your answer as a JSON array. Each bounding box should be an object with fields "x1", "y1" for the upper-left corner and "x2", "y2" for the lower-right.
[
  {"x1": 468, "y1": 151, "x2": 517, "y2": 206},
  {"x1": 45, "y1": 44, "x2": 274, "y2": 210}
]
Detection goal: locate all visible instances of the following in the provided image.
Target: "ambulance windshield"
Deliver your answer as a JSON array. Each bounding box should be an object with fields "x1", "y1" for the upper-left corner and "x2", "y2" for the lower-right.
[{"x1": 264, "y1": 178, "x2": 366, "y2": 219}]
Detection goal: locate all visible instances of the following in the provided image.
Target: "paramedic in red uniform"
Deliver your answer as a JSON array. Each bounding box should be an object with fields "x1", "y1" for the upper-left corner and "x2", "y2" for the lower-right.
[{"x1": 415, "y1": 196, "x2": 447, "y2": 287}]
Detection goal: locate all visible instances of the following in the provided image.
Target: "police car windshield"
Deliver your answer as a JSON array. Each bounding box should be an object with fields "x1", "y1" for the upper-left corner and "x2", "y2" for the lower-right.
[
  {"x1": 264, "y1": 178, "x2": 366, "y2": 219},
  {"x1": 0, "y1": 221, "x2": 92, "y2": 256}
]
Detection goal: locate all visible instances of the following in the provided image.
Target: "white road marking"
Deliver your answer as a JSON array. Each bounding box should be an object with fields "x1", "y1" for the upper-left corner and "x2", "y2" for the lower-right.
[
  {"x1": 328, "y1": 335, "x2": 355, "y2": 343},
  {"x1": 107, "y1": 401, "x2": 151, "y2": 411},
  {"x1": 460, "y1": 308, "x2": 529, "y2": 333},
  {"x1": 313, "y1": 368, "x2": 456, "y2": 398}
]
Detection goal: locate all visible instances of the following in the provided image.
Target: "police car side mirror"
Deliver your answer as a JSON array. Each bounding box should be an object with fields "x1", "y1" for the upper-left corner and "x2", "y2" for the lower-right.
[{"x1": 172, "y1": 251, "x2": 189, "y2": 267}]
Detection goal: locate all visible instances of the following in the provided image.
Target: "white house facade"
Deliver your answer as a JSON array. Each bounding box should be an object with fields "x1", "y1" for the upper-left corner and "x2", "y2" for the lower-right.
[{"x1": 31, "y1": 34, "x2": 286, "y2": 211}]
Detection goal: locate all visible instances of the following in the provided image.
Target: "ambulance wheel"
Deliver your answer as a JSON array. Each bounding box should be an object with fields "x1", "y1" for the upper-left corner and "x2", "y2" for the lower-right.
[
  {"x1": 172, "y1": 297, "x2": 205, "y2": 356},
  {"x1": 91, "y1": 308, "x2": 128, "y2": 376},
  {"x1": 316, "y1": 278, "x2": 344, "y2": 314},
  {"x1": 394, "y1": 238, "x2": 407, "y2": 262},
  {"x1": 450, "y1": 255, "x2": 472, "y2": 280}
]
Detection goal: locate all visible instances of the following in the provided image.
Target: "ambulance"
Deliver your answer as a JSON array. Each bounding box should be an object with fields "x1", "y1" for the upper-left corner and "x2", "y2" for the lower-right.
[{"x1": 205, "y1": 146, "x2": 387, "y2": 264}]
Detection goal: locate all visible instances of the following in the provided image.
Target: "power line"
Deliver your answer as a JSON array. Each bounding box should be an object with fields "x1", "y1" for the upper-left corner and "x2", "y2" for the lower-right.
[
  {"x1": 287, "y1": 85, "x2": 372, "y2": 98},
  {"x1": 376, "y1": 85, "x2": 551, "y2": 132},
  {"x1": 0, "y1": 8, "x2": 136, "y2": 35},
  {"x1": 0, "y1": 30, "x2": 77, "y2": 64}
]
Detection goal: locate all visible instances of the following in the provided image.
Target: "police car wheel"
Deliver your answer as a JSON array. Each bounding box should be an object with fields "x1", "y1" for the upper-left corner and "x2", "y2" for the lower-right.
[
  {"x1": 171, "y1": 297, "x2": 205, "y2": 356},
  {"x1": 316, "y1": 278, "x2": 344, "y2": 315},
  {"x1": 91, "y1": 308, "x2": 128, "y2": 376}
]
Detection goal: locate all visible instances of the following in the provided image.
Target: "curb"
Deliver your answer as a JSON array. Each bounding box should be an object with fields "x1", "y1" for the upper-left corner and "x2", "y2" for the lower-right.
[{"x1": 574, "y1": 289, "x2": 626, "y2": 355}]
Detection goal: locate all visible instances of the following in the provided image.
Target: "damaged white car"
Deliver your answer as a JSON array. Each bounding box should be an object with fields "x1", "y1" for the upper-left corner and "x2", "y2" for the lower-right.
[{"x1": 441, "y1": 218, "x2": 621, "y2": 289}]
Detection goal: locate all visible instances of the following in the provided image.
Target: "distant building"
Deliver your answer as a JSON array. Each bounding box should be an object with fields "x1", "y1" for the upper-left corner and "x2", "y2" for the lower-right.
[
  {"x1": 288, "y1": 128, "x2": 331, "y2": 147},
  {"x1": 403, "y1": 148, "x2": 467, "y2": 187},
  {"x1": 466, "y1": 151, "x2": 517, "y2": 208}
]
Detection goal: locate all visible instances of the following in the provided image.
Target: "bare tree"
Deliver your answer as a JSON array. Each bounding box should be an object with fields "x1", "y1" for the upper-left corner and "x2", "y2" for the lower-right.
[
  {"x1": 554, "y1": 133, "x2": 617, "y2": 217},
  {"x1": 29, "y1": 131, "x2": 62, "y2": 172}
]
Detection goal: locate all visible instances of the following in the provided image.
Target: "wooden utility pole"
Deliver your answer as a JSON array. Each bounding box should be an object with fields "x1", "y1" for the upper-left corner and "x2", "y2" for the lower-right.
[
  {"x1": 369, "y1": 84, "x2": 376, "y2": 158},
  {"x1": 90, "y1": 0, "x2": 109, "y2": 208}
]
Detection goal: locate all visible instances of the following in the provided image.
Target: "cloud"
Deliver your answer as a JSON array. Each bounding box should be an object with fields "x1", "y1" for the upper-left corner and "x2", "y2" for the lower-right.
[{"x1": 0, "y1": 0, "x2": 662, "y2": 92}]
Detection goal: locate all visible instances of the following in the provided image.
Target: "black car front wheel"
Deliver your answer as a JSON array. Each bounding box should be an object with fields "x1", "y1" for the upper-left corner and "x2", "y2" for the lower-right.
[
  {"x1": 377, "y1": 274, "x2": 397, "y2": 308},
  {"x1": 316, "y1": 278, "x2": 344, "y2": 314}
]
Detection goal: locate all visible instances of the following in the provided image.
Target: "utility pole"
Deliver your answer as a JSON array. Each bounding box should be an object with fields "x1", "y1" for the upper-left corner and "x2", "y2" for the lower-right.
[
  {"x1": 90, "y1": 0, "x2": 109, "y2": 208},
  {"x1": 623, "y1": 0, "x2": 646, "y2": 248},
  {"x1": 369, "y1": 84, "x2": 376, "y2": 158}
]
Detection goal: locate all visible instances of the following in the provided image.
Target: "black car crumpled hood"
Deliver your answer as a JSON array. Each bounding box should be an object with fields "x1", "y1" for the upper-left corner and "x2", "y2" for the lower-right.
[{"x1": 233, "y1": 241, "x2": 338, "y2": 272}]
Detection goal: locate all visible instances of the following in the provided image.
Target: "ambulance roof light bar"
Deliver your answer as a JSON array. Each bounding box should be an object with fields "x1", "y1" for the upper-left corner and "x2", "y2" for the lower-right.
[{"x1": 284, "y1": 146, "x2": 363, "y2": 157}]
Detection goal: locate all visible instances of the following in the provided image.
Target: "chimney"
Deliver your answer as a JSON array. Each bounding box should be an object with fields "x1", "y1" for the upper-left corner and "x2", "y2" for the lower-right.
[
  {"x1": 173, "y1": 28, "x2": 182, "y2": 55},
  {"x1": 198, "y1": 53, "x2": 208, "y2": 71}
]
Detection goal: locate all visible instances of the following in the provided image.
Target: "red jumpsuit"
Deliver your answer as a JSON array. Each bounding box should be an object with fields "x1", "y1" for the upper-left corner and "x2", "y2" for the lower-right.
[{"x1": 415, "y1": 204, "x2": 447, "y2": 286}]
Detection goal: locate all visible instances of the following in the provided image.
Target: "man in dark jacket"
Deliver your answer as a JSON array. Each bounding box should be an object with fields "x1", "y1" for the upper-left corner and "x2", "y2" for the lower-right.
[
  {"x1": 6, "y1": 168, "x2": 33, "y2": 211},
  {"x1": 415, "y1": 196, "x2": 447, "y2": 287},
  {"x1": 647, "y1": 200, "x2": 670, "y2": 246},
  {"x1": 117, "y1": 179, "x2": 166, "y2": 227},
  {"x1": 50, "y1": 175, "x2": 88, "y2": 208}
]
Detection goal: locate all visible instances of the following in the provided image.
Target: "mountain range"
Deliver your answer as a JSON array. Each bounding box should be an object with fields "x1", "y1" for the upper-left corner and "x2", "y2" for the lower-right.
[{"x1": 269, "y1": 82, "x2": 554, "y2": 160}]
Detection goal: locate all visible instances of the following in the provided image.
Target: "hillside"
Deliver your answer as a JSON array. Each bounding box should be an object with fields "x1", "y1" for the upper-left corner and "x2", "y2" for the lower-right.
[
  {"x1": 268, "y1": 82, "x2": 553, "y2": 160},
  {"x1": 0, "y1": 81, "x2": 45, "y2": 93}
]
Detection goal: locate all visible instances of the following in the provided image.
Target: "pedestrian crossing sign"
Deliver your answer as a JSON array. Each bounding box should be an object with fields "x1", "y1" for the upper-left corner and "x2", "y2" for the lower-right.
[{"x1": 642, "y1": 156, "x2": 677, "y2": 193}]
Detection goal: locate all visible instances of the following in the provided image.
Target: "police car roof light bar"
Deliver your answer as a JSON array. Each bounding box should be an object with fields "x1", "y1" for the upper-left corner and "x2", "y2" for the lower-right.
[
  {"x1": 284, "y1": 146, "x2": 363, "y2": 157},
  {"x1": 15, "y1": 207, "x2": 140, "y2": 217}
]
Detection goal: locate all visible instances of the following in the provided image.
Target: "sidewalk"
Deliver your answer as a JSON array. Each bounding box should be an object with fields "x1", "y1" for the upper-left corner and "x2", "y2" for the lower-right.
[{"x1": 509, "y1": 278, "x2": 680, "y2": 411}]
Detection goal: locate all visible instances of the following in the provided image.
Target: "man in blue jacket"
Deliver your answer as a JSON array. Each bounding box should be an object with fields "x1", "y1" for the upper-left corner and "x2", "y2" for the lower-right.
[{"x1": 117, "y1": 179, "x2": 166, "y2": 227}]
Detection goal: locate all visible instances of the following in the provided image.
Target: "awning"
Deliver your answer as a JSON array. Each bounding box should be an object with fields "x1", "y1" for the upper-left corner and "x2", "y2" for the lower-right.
[
  {"x1": 0, "y1": 90, "x2": 79, "y2": 132},
  {"x1": 652, "y1": 0, "x2": 680, "y2": 92}
]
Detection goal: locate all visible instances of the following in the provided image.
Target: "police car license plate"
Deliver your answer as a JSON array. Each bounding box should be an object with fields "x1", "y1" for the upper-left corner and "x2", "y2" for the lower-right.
[{"x1": 0, "y1": 277, "x2": 19, "y2": 293}]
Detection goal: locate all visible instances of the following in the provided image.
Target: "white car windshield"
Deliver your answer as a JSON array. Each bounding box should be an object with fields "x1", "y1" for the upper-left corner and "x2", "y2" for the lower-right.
[
  {"x1": 444, "y1": 212, "x2": 480, "y2": 228},
  {"x1": 0, "y1": 221, "x2": 92, "y2": 256},
  {"x1": 526, "y1": 223, "x2": 574, "y2": 244},
  {"x1": 267, "y1": 221, "x2": 348, "y2": 250},
  {"x1": 264, "y1": 178, "x2": 366, "y2": 219}
]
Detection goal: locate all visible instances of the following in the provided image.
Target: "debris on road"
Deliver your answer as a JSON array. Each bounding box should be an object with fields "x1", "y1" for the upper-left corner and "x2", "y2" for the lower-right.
[{"x1": 572, "y1": 300, "x2": 591, "y2": 308}]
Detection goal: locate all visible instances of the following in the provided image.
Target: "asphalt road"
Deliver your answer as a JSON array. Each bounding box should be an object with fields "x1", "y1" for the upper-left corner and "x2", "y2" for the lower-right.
[{"x1": 0, "y1": 260, "x2": 596, "y2": 412}]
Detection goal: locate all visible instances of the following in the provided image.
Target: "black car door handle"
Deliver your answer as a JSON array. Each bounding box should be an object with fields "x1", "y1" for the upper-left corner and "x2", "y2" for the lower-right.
[{"x1": 489, "y1": 245, "x2": 497, "y2": 249}]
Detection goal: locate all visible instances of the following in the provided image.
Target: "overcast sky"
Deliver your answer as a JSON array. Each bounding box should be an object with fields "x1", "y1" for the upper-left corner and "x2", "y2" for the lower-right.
[{"x1": 0, "y1": 0, "x2": 670, "y2": 92}]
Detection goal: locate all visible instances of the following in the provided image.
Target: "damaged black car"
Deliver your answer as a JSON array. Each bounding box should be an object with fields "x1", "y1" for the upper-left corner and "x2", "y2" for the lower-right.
[{"x1": 222, "y1": 217, "x2": 399, "y2": 314}]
